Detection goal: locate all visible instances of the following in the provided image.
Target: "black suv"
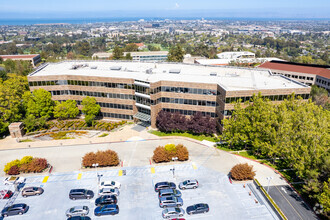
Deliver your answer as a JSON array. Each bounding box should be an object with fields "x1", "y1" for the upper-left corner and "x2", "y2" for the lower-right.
[
  {"x1": 154, "y1": 182, "x2": 176, "y2": 192},
  {"x1": 69, "y1": 189, "x2": 94, "y2": 200},
  {"x1": 95, "y1": 195, "x2": 117, "y2": 206}
]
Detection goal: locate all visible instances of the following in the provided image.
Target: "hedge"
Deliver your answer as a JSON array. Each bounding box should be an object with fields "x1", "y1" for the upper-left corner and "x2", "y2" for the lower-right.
[
  {"x1": 152, "y1": 144, "x2": 189, "y2": 163},
  {"x1": 82, "y1": 150, "x2": 119, "y2": 168},
  {"x1": 4, "y1": 156, "x2": 49, "y2": 175}
]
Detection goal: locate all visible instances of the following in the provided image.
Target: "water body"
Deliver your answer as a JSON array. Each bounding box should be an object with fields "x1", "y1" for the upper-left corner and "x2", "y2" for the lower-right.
[{"x1": 0, "y1": 17, "x2": 326, "y2": 26}]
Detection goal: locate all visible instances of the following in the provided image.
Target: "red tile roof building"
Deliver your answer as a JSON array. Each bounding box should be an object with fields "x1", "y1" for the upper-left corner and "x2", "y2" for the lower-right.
[
  {"x1": 0, "y1": 54, "x2": 41, "y2": 67},
  {"x1": 259, "y1": 61, "x2": 330, "y2": 93}
]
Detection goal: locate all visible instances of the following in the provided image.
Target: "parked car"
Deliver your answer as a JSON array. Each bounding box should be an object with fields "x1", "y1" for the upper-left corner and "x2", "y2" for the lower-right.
[
  {"x1": 186, "y1": 203, "x2": 209, "y2": 215},
  {"x1": 159, "y1": 196, "x2": 183, "y2": 208},
  {"x1": 94, "y1": 204, "x2": 119, "y2": 216},
  {"x1": 22, "y1": 186, "x2": 44, "y2": 197},
  {"x1": 66, "y1": 206, "x2": 89, "y2": 218},
  {"x1": 67, "y1": 216, "x2": 91, "y2": 220},
  {"x1": 69, "y1": 189, "x2": 94, "y2": 200},
  {"x1": 99, "y1": 181, "x2": 121, "y2": 189},
  {"x1": 159, "y1": 189, "x2": 182, "y2": 198},
  {"x1": 95, "y1": 195, "x2": 117, "y2": 206},
  {"x1": 99, "y1": 188, "x2": 119, "y2": 196},
  {"x1": 1, "y1": 203, "x2": 29, "y2": 217},
  {"x1": 3, "y1": 176, "x2": 26, "y2": 185},
  {"x1": 162, "y1": 207, "x2": 184, "y2": 219},
  {"x1": 155, "y1": 182, "x2": 176, "y2": 192},
  {"x1": 179, "y1": 180, "x2": 199, "y2": 190},
  {"x1": 0, "y1": 190, "x2": 13, "y2": 199},
  {"x1": 171, "y1": 218, "x2": 185, "y2": 220}
]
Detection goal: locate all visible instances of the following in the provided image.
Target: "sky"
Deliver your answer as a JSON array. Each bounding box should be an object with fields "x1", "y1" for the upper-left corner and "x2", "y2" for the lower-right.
[{"x1": 0, "y1": 0, "x2": 329, "y2": 18}]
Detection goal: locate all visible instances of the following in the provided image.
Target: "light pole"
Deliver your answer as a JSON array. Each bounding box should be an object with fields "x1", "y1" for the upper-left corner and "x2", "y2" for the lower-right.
[
  {"x1": 170, "y1": 157, "x2": 178, "y2": 178},
  {"x1": 266, "y1": 177, "x2": 273, "y2": 193},
  {"x1": 92, "y1": 163, "x2": 102, "y2": 184}
]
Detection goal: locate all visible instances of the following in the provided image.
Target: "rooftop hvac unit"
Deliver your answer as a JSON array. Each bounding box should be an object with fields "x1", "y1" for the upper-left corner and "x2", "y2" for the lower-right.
[
  {"x1": 169, "y1": 69, "x2": 181, "y2": 74},
  {"x1": 210, "y1": 72, "x2": 217, "y2": 76},
  {"x1": 90, "y1": 66, "x2": 97, "y2": 69},
  {"x1": 146, "y1": 68, "x2": 153, "y2": 74},
  {"x1": 110, "y1": 66, "x2": 122, "y2": 71}
]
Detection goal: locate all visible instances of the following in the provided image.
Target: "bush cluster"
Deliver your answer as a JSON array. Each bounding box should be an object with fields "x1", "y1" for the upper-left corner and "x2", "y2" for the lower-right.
[
  {"x1": 156, "y1": 111, "x2": 217, "y2": 135},
  {"x1": 4, "y1": 156, "x2": 48, "y2": 175},
  {"x1": 45, "y1": 120, "x2": 127, "y2": 132},
  {"x1": 82, "y1": 150, "x2": 119, "y2": 168},
  {"x1": 230, "y1": 163, "x2": 256, "y2": 181},
  {"x1": 152, "y1": 144, "x2": 189, "y2": 163}
]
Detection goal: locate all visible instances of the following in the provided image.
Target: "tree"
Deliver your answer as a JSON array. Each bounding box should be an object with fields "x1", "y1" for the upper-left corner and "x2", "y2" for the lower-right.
[
  {"x1": 0, "y1": 76, "x2": 29, "y2": 122},
  {"x1": 23, "y1": 115, "x2": 47, "y2": 133},
  {"x1": 23, "y1": 89, "x2": 54, "y2": 118},
  {"x1": 310, "y1": 85, "x2": 330, "y2": 110},
  {"x1": 53, "y1": 100, "x2": 79, "y2": 120},
  {"x1": 319, "y1": 178, "x2": 330, "y2": 215},
  {"x1": 112, "y1": 45, "x2": 124, "y2": 60},
  {"x1": 74, "y1": 41, "x2": 91, "y2": 57},
  {"x1": 81, "y1": 96, "x2": 100, "y2": 126},
  {"x1": 125, "y1": 53, "x2": 133, "y2": 60},
  {"x1": 0, "y1": 69, "x2": 7, "y2": 81},
  {"x1": 0, "y1": 118, "x2": 9, "y2": 137},
  {"x1": 167, "y1": 44, "x2": 185, "y2": 62},
  {"x1": 124, "y1": 43, "x2": 139, "y2": 52}
]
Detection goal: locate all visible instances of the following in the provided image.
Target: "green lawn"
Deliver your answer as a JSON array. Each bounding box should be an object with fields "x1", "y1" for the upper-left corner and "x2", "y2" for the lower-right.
[{"x1": 149, "y1": 130, "x2": 218, "y2": 142}]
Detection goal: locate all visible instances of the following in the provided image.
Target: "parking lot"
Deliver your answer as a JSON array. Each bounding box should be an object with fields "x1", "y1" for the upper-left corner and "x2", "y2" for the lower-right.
[{"x1": 0, "y1": 163, "x2": 278, "y2": 220}]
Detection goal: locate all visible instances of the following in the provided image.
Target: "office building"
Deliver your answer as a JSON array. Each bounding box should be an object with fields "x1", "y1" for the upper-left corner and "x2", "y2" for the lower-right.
[
  {"x1": 0, "y1": 54, "x2": 41, "y2": 67},
  {"x1": 27, "y1": 61, "x2": 310, "y2": 129}
]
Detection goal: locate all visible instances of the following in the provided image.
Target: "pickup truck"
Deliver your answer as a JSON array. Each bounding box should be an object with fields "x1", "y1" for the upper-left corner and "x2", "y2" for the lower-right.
[{"x1": 3, "y1": 176, "x2": 26, "y2": 185}]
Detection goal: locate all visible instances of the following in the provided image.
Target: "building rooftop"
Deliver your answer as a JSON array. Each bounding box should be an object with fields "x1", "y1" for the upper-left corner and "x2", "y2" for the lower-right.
[
  {"x1": 0, "y1": 54, "x2": 39, "y2": 59},
  {"x1": 259, "y1": 61, "x2": 330, "y2": 79},
  {"x1": 29, "y1": 61, "x2": 308, "y2": 91}
]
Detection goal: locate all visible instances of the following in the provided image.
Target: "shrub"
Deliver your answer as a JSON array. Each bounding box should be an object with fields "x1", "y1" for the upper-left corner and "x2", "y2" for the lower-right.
[
  {"x1": 20, "y1": 156, "x2": 33, "y2": 164},
  {"x1": 8, "y1": 165, "x2": 19, "y2": 175},
  {"x1": 165, "y1": 144, "x2": 177, "y2": 153},
  {"x1": 176, "y1": 144, "x2": 189, "y2": 161},
  {"x1": 152, "y1": 144, "x2": 189, "y2": 163},
  {"x1": 4, "y1": 160, "x2": 21, "y2": 174},
  {"x1": 82, "y1": 150, "x2": 119, "y2": 168},
  {"x1": 230, "y1": 163, "x2": 256, "y2": 181},
  {"x1": 153, "y1": 146, "x2": 170, "y2": 163},
  {"x1": 27, "y1": 158, "x2": 48, "y2": 173}
]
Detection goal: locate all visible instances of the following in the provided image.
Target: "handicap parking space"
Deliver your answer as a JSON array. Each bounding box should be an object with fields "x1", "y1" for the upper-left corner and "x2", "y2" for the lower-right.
[{"x1": 0, "y1": 163, "x2": 278, "y2": 220}]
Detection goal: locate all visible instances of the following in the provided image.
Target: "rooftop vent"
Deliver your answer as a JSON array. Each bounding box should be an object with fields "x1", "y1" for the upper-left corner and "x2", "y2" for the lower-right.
[
  {"x1": 210, "y1": 72, "x2": 217, "y2": 76},
  {"x1": 146, "y1": 68, "x2": 153, "y2": 74},
  {"x1": 110, "y1": 66, "x2": 122, "y2": 71},
  {"x1": 169, "y1": 69, "x2": 181, "y2": 74},
  {"x1": 90, "y1": 66, "x2": 97, "y2": 69}
]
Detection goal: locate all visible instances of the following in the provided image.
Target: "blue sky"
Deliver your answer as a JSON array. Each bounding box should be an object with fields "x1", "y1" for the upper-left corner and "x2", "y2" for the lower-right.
[{"x1": 0, "y1": 0, "x2": 329, "y2": 18}]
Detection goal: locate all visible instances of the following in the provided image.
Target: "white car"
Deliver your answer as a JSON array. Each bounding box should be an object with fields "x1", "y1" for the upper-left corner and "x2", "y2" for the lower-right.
[
  {"x1": 99, "y1": 188, "x2": 120, "y2": 196},
  {"x1": 3, "y1": 177, "x2": 26, "y2": 185},
  {"x1": 99, "y1": 181, "x2": 121, "y2": 189}
]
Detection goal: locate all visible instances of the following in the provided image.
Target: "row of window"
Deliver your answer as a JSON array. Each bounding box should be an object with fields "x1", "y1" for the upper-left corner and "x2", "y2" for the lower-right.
[
  {"x1": 135, "y1": 85, "x2": 151, "y2": 95},
  {"x1": 137, "y1": 107, "x2": 151, "y2": 115},
  {"x1": 100, "y1": 112, "x2": 133, "y2": 120},
  {"x1": 316, "y1": 78, "x2": 330, "y2": 86},
  {"x1": 75, "y1": 100, "x2": 133, "y2": 110},
  {"x1": 225, "y1": 94, "x2": 310, "y2": 103},
  {"x1": 50, "y1": 90, "x2": 134, "y2": 100},
  {"x1": 151, "y1": 86, "x2": 218, "y2": 96},
  {"x1": 162, "y1": 108, "x2": 217, "y2": 118},
  {"x1": 29, "y1": 80, "x2": 133, "y2": 89},
  {"x1": 136, "y1": 96, "x2": 151, "y2": 106},
  {"x1": 155, "y1": 97, "x2": 218, "y2": 107},
  {"x1": 273, "y1": 72, "x2": 314, "y2": 81}
]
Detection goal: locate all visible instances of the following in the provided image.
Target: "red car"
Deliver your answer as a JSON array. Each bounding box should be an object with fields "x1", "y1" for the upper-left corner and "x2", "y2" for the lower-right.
[{"x1": 0, "y1": 190, "x2": 13, "y2": 199}]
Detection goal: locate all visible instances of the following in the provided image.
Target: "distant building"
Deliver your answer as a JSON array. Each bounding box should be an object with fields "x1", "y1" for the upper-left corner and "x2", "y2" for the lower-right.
[
  {"x1": 135, "y1": 43, "x2": 146, "y2": 50},
  {"x1": 92, "y1": 51, "x2": 168, "y2": 62},
  {"x1": 258, "y1": 61, "x2": 330, "y2": 92},
  {"x1": 0, "y1": 54, "x2": 41, "y2": 67},
  {"x1": 195, "y1": 51, "x2": 283, "y2": 66}
]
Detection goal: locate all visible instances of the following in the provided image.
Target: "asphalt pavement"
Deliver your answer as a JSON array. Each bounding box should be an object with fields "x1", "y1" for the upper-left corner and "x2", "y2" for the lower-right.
[{"x1": 268, "y1": 185, "x2": 318, "y2": 220}]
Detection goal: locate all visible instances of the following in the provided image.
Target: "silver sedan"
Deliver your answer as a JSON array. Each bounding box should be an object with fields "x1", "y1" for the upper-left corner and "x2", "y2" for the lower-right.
[{"x1": 66, "y1": 206, "x2": 89, "y2": 218}]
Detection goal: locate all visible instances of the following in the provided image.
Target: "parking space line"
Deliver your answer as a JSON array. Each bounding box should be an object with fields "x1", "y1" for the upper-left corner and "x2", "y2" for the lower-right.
[
  {"x1": 150, "y1": 167, "x2": 155, "y2": 174},
  {"x1": 119, "y1": 170, "x2": 123, "y2": 176},
  {"x1": 42, "y1": 176, "x2": 49, "y2": 183},
  {"x1": 77, "y1": 173, "x2": 82, "y2": 180},
  {"x1": 192, "y1": 162, "x2": 197, "y2": 169}
]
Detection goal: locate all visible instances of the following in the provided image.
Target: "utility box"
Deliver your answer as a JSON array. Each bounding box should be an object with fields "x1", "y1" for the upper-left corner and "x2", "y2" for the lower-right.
[{"x1": 8, "y1": 122, "x2": 25, "y2": 138}]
